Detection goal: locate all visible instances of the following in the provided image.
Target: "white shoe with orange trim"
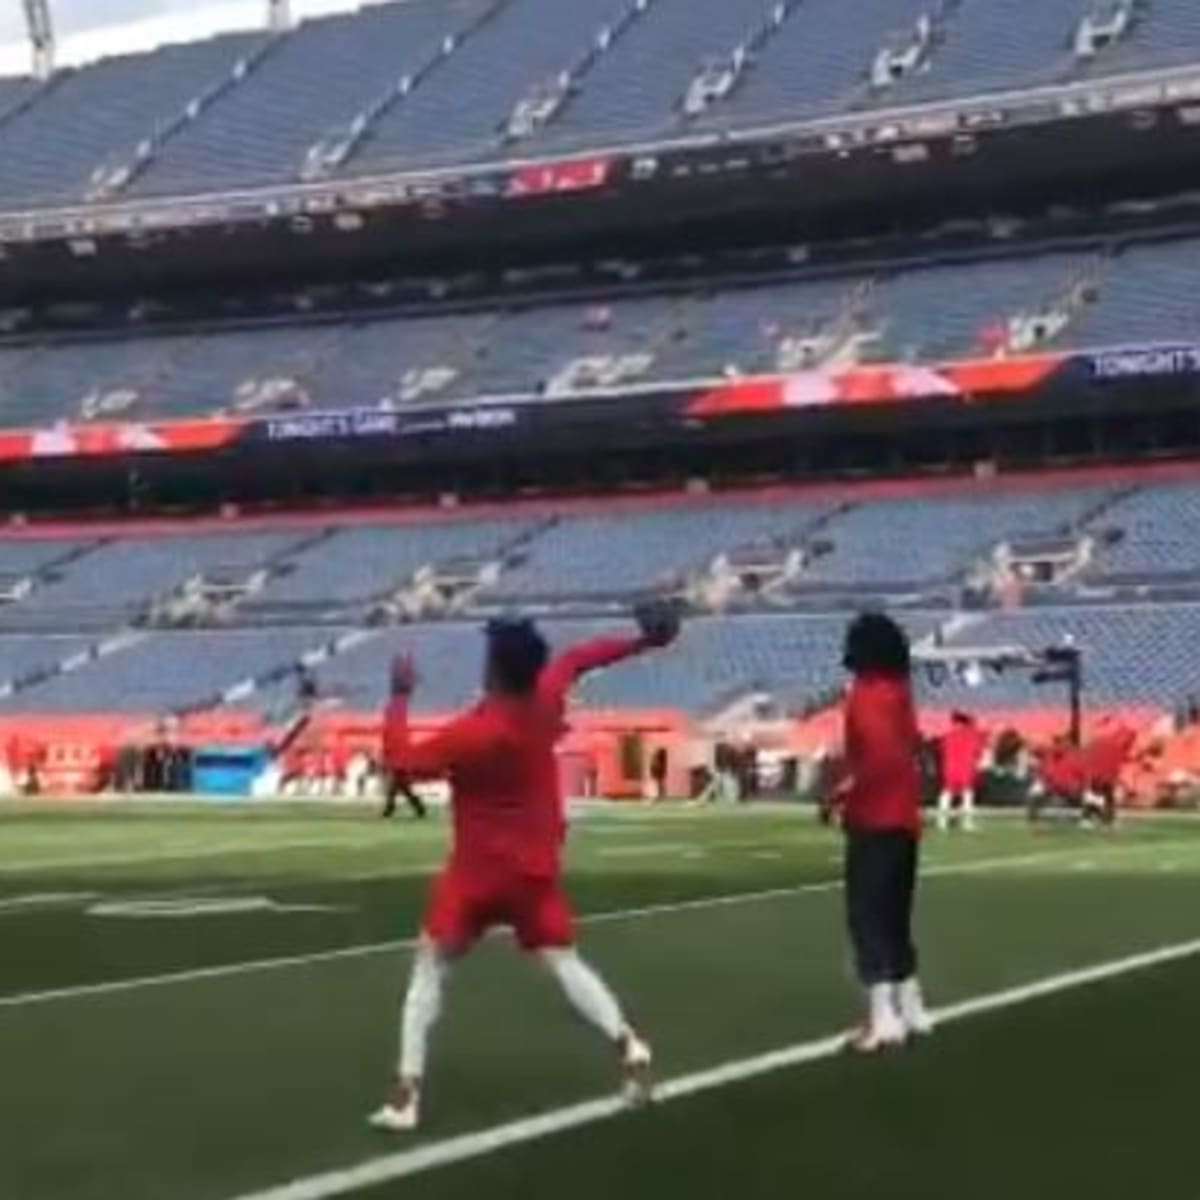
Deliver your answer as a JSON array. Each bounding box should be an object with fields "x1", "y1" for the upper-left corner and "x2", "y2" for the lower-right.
[{"x1": 369, "y1": 1079, "x2": 421, "y2": 1132}]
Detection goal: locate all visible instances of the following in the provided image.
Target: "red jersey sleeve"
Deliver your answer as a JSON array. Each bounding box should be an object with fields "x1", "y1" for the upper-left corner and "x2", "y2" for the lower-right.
[
  {"x1": 538, "y1": 635, "x2": 649, "y2": 707},
  {"x1": 382, "y1": 698, "x2": 495, "y2": 780}
]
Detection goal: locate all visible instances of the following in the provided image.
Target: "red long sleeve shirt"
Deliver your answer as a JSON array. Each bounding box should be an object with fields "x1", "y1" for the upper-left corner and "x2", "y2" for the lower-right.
[
  {"x1": 383, "y1": 635, "x2": 651, "y2": 878},
  {"x1": 842, "y1": 672, "x2": 923, "y2": 835}
]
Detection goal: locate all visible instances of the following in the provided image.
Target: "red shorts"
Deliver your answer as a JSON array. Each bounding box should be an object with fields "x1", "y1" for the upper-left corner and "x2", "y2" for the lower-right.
[
  {"x1": 942, "y1": 773, "x2": 976, "y2": 794},
  {"x1": 423, "y1": 866, "x2": 575, "y2": 953}
]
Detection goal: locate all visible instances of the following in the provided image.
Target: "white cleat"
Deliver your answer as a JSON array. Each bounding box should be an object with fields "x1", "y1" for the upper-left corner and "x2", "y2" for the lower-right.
[
  {"x1": 845, "y1": 1013, "x2": 908, "y2": 1054},
  {"x1": 896, "y1": 977, "x2": 935, "y2": 1038},
  {"x1": 900, "y1": 1006, "x2": 935, "y2": 1037},
  {"x1": 368, "y1": 1082, "x2": 420, "y2": 1133},
  {"x1": 620, "y1": 1031, "x2": 655, "y2": 1106}
]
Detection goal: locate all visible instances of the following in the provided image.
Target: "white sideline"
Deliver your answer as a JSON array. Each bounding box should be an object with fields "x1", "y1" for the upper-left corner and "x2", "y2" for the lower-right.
[
  {"x1": 0, "y1": 839, "x2": 1186, "y2": 1010},
  {"x1": 226, "y1": 935, "x2": 1200, "y2": 1200},
  {"x1": 0, "y1": 834, "x2": 410, "y2": 875}
]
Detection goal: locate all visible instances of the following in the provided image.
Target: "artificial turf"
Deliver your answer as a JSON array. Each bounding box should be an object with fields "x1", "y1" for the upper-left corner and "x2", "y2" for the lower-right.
[{"x1": 1, "y1": 803, "x2": 1197, "y2": 1200}]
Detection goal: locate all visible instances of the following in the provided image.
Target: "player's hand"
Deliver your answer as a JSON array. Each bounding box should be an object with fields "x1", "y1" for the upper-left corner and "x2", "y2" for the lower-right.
[
  {"x1": 391, "y1": 653, "x2": 418, "y2": 697},
  {"x1": 634, "y1": 597, "x2": 682, "y2": 647}
]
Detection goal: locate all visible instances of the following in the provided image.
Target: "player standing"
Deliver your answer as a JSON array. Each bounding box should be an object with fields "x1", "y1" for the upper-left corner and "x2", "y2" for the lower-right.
[
  {"x1": 370, "y1": 601, "x2": 682, "y2": 1132},
  {"x1": 936, "y1": 711, "x2": 988, "y2": 832},
  {"x1": 837, "y1": 612, "x2": 933, "y2": 1051}
]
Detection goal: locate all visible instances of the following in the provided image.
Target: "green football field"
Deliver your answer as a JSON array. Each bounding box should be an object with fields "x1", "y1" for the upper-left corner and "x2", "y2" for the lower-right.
[{"x1": 3, "y1": 802, "x2": 1200, "y2": 1200}]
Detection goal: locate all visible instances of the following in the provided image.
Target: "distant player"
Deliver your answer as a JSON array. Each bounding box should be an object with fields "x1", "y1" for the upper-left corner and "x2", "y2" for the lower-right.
[
  {"x1": 937, "y1": 711, "x2": 988, "y2": 832},
  {"x1": 369, "y1": 600, "x2": 682, "y2": 1132},
  {"x1": 836, "y1": 612, "x2": 933, "y2": 1052},
  {"x1": 1082, "y1": 718, "x2": 1136, "y2": 826},
  {"x1": 379, "y1": 767, "x2": 427, "y2": 820}
]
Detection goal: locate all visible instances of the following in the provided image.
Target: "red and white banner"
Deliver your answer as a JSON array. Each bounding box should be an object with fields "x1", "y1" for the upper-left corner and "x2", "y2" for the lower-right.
[
  {"x1": 506, "y1": 155, "x2": 614, "y2": 197},
  {"x1": 685, "y1": 352, "x2": 1066, "y2": 417}
]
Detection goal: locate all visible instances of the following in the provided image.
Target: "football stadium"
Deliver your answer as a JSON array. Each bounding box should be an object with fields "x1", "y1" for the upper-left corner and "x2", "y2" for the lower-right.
[{"x1": 4, "y1": 1, "x2": 1200, "y2": 1196}]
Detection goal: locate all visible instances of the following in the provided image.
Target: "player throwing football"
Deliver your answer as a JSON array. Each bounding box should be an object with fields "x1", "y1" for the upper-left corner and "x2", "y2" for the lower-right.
[{"x1": 370, "y1": 600, "x2": 682, "y2": 1132}]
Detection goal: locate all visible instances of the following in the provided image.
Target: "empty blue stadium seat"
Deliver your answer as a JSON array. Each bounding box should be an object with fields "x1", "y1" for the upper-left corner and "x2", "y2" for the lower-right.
[
  {"x1": 1088, "y1": 485, "x2": 1200, "y2": 579},
  {"x1": 0, "y1": 0, "x2": 1197, "y2": 206},
  {"x1": 1102, "y1": 0, "x2": 1200, "y2": 72},
  {"x1": 0, "y1": 634, "x2": 94, "y2": 686},
  {"x1": 1, "y1": 531, "x2": 302, "y2": 622},
  {"x1": 0, "y1": 539, "x2": 93, "y2": 575},
  {"x1": 132, "y1": 0, "x2": 483, "y2": 195},
  {"x1": 0, "y1": 628, "x2": 330, "y2": 714},
  {"x1": 714, "y1": 0, "x2": 930, "y2": 124},
  {"x1": 253, "y1": 518, "x2": 533, "y2": 607},
  {"x1": 533, "y1": 0, "x2": 773, "y2": 147},
  {"x1": 1, "y1": 472, "x2": 1199, "y2": 716},
  {"x1": 493, "y1": 501, "x2": 825, "y2": 600},
  {"x1": 296, "y1": 615, "x2": 856, "y2": 715},
  {"x1": 0, "y1": 34, "x2": 267, "y2": 207},
  {"x1": 895, "y1": 0, "x2": 1088, "y2": 103},
  {"x1": 349, "y1": 0, "x2": 628, "y2": 170},
  {"x1": 807, "y1": 487, "x2": 1110, "y2": 587}
]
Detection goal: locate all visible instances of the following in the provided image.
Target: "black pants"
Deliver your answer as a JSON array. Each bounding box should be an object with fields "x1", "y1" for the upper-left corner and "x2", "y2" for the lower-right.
[
  {"x1": 844, "y1": 829, "x2": 919, "y2": 986},
  {"x1": 382, "y1": 772, "x2": 427, "y2": 819}
]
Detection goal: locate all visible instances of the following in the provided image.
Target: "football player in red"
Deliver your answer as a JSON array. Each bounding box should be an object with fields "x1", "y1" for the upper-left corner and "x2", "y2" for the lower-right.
[
  {"x1": 370, "y1": 600, "x2": 682, "y2": 1132},
  {"x1": 937, "y1": 711, "x2": 988, "y2": 832},
  {"x1": 837, "y1": 612, "x2": 932, "y2": 1052}
]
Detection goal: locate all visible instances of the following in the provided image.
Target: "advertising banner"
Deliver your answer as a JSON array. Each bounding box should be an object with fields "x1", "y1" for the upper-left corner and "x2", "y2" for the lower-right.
[{"x1": 3, "y1": 342, "x2": 1182, "y2": 468}]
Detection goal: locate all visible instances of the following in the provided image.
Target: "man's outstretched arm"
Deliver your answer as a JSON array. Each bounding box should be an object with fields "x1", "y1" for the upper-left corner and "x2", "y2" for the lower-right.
[{"x1": 541, "y1": 598, "x2": 683, "y2": 700}]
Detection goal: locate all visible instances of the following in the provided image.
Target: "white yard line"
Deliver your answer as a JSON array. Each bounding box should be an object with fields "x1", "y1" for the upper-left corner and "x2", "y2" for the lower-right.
[
  {"x1": 0, "y1": 835, "x2": 405, "y2": 875},
  {"x1": 226, "y1": 935, "x2": 1200, "y2": 1200},
  {"x1": 0, "y1": 824, "x2": 764, "y2": 875},
  {"x1": 0, "y1": 839, "x2": 1187, "y2": 1010}
]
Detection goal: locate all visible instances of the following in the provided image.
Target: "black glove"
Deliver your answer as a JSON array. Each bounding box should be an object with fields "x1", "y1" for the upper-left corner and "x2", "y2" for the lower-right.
[{"x1": 634, "y1": 597, "x2": 682, "y2": 648}]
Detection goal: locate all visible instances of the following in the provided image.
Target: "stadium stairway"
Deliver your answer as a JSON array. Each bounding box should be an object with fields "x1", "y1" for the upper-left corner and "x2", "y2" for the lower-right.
[
  {"x1": 527, "y1": 0, "x2": 786, "y2": 149},
  {"x1": 0, "y1": 32, "x2": 271, "y2": 209},
  {"x1": 127, "y1": 0, "x2": 491, "y2": 196},
  {"x1": 310, "y1": 0, "x2": 520, "y2": 177},
  {"x1": 503, "y1": 0, "x2": 666, "y2": 149},
  {"x1": 88, "y1": 31, "x2": 294, "y2": 202}
]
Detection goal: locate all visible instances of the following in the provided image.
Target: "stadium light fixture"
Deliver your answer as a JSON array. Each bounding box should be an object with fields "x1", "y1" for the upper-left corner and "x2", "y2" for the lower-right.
[
  {"x1": 22, "y1": 0, "x2": 54, "y2": 79},
  {"x1": 267, "y1": 0, "x2": 292, "y2": 32}
]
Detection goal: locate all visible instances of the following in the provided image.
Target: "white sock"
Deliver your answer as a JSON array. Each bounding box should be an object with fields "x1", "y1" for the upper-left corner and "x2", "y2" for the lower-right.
[
  {"x1": 869, "y1": 982, "x2": 898, "y2": 1029},
  {"x1": 937, "y1": 791, "x2": 953, "y2": 828},
  {"x1": 962, "y1": 790, "x2": 976, "y2": 826},
  {"x1": 540, "y1": 947, "x2": 627, "y2": 1042},
  {"x1": 896, "y1": 976, "x2": 924, "y2": 1014},
  {"x1": 398, "y1": 941, "x2": 450, "y2": 1081}
]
